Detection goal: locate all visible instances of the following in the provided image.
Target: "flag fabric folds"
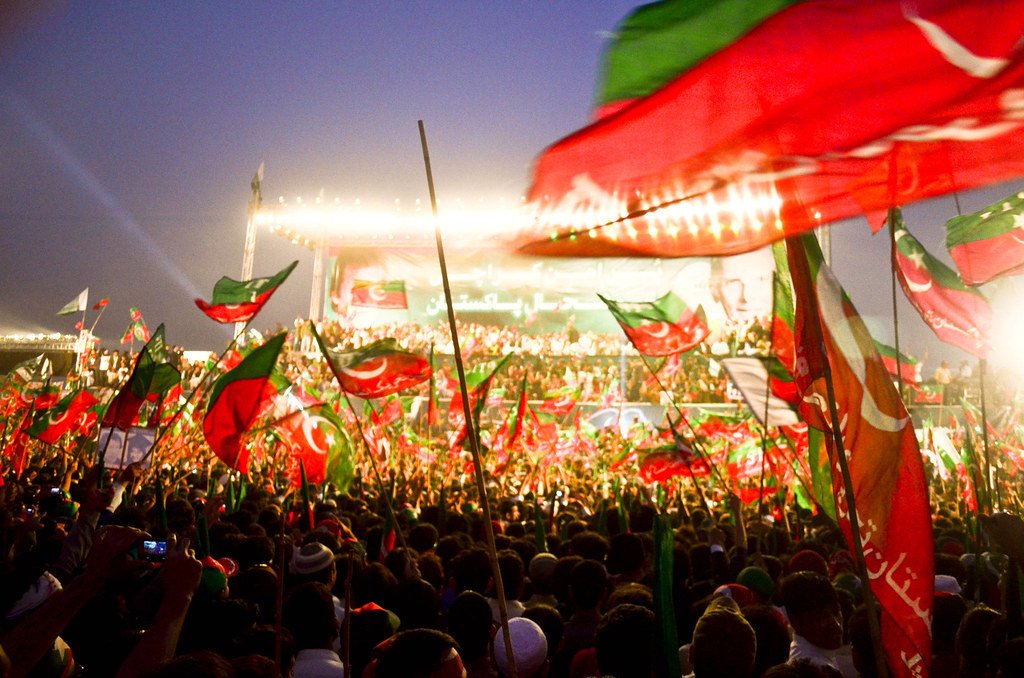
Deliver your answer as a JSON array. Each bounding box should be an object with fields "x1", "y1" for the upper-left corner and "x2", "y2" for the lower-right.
[
  {"x1": 103, "y1": 325, "x2": 180, "y2": 430},
  {"x1": 599, "y1": 291, "x2": 708, "y2": 356},
  {"x1": 350, "y1": 280, "x2": 408, "y2": 310},
  {"x1": 872, "y1": 341, "x2": 919, "y2": 385},
  {"x1": 786, "y1": 233, "x2": 932, "y2": 677},
  {"x1": 195, "y1": 260, "x2": 298, "y2": 323},
  {"x1": 203, "y1": 333, "x2": 286, "y2": 472},
  {"x1": 945, "y1": 189, "x2": 1024, "y2": 285},
  {"x1": 894, "y1": 211, "x2": 992, "y2": 358},
  {"x1": 121, "y1": 307, "x2": 151, "y2": 344},
  {"x1": 721, "y1": 357, "x2": 799, "y2": 427},
  {"x1": 518, "y1": 0, "x2": 1024, "y2": 258},
  {"x1": 28, "y1": 390, "x2": 99, "y2": 445},
  {"x1": 57, "y1": 288, "x2": 88, "y2": 316},
  {"x1": 312, "y1": 324, "x2": 431, "y2": 399}
]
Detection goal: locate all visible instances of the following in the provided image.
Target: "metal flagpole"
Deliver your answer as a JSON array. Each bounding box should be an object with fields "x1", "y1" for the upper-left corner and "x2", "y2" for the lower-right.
[
  {"x1": 419, "y1": 120, "x2": 518, "y2": 678},
  {"x1": 238, "y1": 162, "x2": 264, "y2": 339}
]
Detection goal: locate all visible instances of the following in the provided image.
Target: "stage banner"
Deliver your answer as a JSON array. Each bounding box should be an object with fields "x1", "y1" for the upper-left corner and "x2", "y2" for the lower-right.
[{"x1": 325, "y1": 247, "x2": 774, "y2": 334}]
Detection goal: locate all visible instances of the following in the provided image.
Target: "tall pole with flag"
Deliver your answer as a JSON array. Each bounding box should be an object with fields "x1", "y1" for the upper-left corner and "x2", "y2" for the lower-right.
[
  {"x1": 419, "y1": 120, "x2": 517, "y2": 678},
  {"x1": 238, "y1": 162, "x2": 264, "y2": 338}
]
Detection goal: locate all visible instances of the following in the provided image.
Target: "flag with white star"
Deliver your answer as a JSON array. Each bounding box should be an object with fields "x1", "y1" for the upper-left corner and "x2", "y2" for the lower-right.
[
  {"x1": 946, "y1": 189, "x2": 1024, "y2": 285},
  {"x1": 894, "y1": 210, "x2": 992, "y2": 358}
]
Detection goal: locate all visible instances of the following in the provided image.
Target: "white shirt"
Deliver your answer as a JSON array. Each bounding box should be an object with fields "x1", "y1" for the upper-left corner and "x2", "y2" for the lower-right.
[{"x1": 293, "y1": 648, "x2": 346, "y2": 678}]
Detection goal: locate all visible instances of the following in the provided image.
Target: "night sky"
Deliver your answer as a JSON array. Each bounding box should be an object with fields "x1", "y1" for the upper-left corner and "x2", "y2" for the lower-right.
[{"x1": 2, "y1": 2, "x2": 1022, "y2": 377}]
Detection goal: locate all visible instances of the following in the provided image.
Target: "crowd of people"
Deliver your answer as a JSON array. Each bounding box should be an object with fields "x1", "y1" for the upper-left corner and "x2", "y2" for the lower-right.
[
  {"x1": 2, "y1": 441, "x2": 1023, "y2": 677},
  {"x1": 2, "y1": 318, "x2": 1022, "y2": 677}
]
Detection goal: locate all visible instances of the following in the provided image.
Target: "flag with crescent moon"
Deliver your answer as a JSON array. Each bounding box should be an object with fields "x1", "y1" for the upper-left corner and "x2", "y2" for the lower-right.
[
  {"x1": 350, "y1": 280, "x2": 408, "y2": 309},
  {"x1": 311, "y1": 325, "x2": 431, "y2": 399},
  {"x1": 599, "y1": 291, "x2": 708, "y2": 356},
  {"x1": 203, "y1": 333, "x2": 287, "y2": 472},
  {"x1": 195, "y1": 260, "x2": 299, "y2": 324},
  {"x1": 893, "y1": 210, "x2": 992, "y2": 358},
  {"x1": 787, "y1": 233, "x2": 932, "y2": 678},
  {"x1": 27, "y1": 390, "x2": 99, "y2": 445},
  {"x1": 277, "y1": 402, "x2": 350, "y2": 489},
  {"x1": 516, "y1": 0, "x2": 1024, "y2": 258}
]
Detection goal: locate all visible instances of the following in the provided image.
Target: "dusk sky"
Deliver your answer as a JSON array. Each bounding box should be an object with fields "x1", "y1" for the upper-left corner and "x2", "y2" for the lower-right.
[{"x1": 3, "y1": 2, "x2": 1022, "y2": 377}]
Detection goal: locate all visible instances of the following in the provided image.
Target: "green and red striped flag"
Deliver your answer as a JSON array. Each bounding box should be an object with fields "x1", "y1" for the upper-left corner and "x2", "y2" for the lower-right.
[
  {"x1": 203, "y1": 333, "x2": 286, "y2": 472},
  {"x1": 195, "y1": 260, "x2": 298, "y2": 324},
  {"x1": 56, "y1": 288, "x2": 88, "y2": 316},
  {"x1": 892, "y1": 211, "x2": 992, "y2": 358},
  {"x1": 787, "y1": 233, "x2": 932, "y2": 675},
  {"x1": 638, "y1": 441, "x2": 709, "y2": 482},
  {"x1": 350, "y1": 280, "x2": 408, "y2": 310},
  {"x1": 518, "y1": 0, "x2": 1024, "y2": 259},
  {"x1": 120, "y1": 307, "x2": 150, "y2": 344},
  {"x1": 538, "y1": 383, "x2": 582, "y2": 416},
  {"x1": 448, "y1": 353, "x2": 514, "y2": 452},
  {"x1": 103, "y1": 325, "x2": 180, "y2": 430},
  {"x1": 28, "y1": 390, "x2": 98, "y2": 445},
  {"x1": 312, "y1": 324, "x2": 431, "y2": 399},
  {"x1": 945, "y1": 189, "x2": 1024, "y2": 285},
  {"x1": 599, "y1": 291, "x2": 707, "y2": 356},
  {"x1": 873, "y1": 341, "x2": 919, "y2": 385}
]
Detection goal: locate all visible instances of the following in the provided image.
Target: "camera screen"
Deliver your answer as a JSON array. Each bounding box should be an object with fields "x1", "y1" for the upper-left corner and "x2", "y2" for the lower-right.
[{"x1": 142, "y1": 540, "x2": 168, "y2": 558}]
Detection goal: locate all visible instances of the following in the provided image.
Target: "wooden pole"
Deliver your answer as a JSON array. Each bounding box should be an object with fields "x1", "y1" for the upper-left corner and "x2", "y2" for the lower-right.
[
  {"x1": 419, "y1": 120, "x2": 518, "y2": 678},
  {"x1": 339, "y1": 391, "x2": 408, "y2": 551},
  {"x1": 887, "y1": 209, "x2": 906, "y2": 400},
  {"x1": 820, "y1": 347, "x2": 890, "y2": 678},
  {"x1": 979, "y1": 359, "x2": 998, "y2": 510}
]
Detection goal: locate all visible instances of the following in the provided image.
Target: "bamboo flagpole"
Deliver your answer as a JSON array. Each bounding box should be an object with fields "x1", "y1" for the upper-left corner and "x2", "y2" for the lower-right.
[
  {"x1": 418, "y1": 120, "x2": 518, "y2": 678},
  {"x1": 887, "y1": 208, "x2": 906, "y2": 399}
]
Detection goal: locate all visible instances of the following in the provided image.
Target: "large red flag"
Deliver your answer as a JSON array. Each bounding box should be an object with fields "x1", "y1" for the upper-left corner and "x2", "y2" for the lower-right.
[
  {"x1": 518, "y1": 0, "x2": 1024, "y2": 258},
  {"x1": 891, "y1": 210, "x2": 993, "y2": 358},
  {"x1": 787, "y1": 233, "x2": 932, "y2": 678},
  {"x1": 203, "y1": 334, "x2": 286, "y2": 472}
]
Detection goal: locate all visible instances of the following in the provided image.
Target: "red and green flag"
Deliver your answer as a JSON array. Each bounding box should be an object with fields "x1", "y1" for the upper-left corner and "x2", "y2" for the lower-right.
[
  {"x1": 312, "y1": 324, "x2": 431, "y2": 399},
  {"x1": 787, "y1": 233, "x2": 932, "y2": 675},
  {"x1": 539, "y1": 383, "x2": 582, "y2": 416},
  {"x1": 103, "y1": 325, "x2": 180, "y2": 430},
  {"x1": 28, "y1": 390, "x2": 98, "y2": 445},
  {"x1": 203, "y1": 333, "x2": 286, "y2": 472},
  {"x1": 6, "y1": 354, "x2": 53, "y2": 395},
  {"x1": 893, "y1": 211, "x2": 992, "y2": 358},
  {"x1": 56, "y1": 288, "x2": 88, "y2": 316},
  {"x1": 195, "y1": 260, "x2": 298, "y2": 323},
  {"x1": 277, "y1": 402, "x2": 349, "y2": 490},
  {"x1": 945, "y1": 189, "x2": 1024, "y2": 285},
  {"x1": 599, "y1": 291, "x2": 708, "y2": 356},
  {"x1": 638, "y1": 441, "x2": 709, "y2": 482},
  {"x1": 92, "y1": 297, "x2": 109, "y2": 311},
  {"x1": 873, "y1": 340, "x2": 919, "y2": 385},
  {"x1": 120, "y1": 307, "x2": 150, "y2": 344},
  {"x1": 448, "y1": 353, "x2": 513, "y2": 451},
  {"x1": 350, "y1": 280, "x2": 408, "y2": 310},
  {"x1": 518, "y1": 0, "x2": 1024, "y2": 259}
]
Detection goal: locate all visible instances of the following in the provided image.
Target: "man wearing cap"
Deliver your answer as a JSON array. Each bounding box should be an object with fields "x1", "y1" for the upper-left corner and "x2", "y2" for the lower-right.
[{"x1": 292, "y1": 542, "x2": 344, "y2": 652}]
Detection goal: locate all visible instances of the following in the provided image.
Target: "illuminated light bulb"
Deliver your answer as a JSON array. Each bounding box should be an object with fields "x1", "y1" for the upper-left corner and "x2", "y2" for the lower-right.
[
  {"x1": 588, "y1": 229, "x2": 597, "y2": 239},
  {"x1": 626, "y1": 224, "x2": 638, "y2": 239},
  {"x1": 775, "y1": 218, "x2": 784, "y2": 230}
]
